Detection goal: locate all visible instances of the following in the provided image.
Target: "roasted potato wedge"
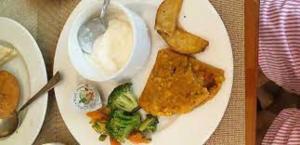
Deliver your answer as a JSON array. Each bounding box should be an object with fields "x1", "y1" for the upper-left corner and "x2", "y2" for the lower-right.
[
  {"x1": 155, "y1": 0, "x2": 183, "y2": 35},
  {"x1": 159, "y1": 28, "x2": 209, "y2": 54},
  {"x1": 155, "y1": 0, "x2": 209, "y2": 54}
]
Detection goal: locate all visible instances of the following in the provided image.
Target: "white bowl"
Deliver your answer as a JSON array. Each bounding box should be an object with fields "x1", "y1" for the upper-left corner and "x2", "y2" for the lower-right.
[
  {"x1": 42, "y1": 143, "x2": 65, "y2": 145},
  {"x1": 68, "y1": 0, "x2": 151, "y2": 82}
]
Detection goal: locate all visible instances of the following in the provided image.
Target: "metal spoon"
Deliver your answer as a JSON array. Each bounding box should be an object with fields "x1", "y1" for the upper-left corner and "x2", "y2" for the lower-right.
[
  {"x1": 78, "y1": 0, "x2": 111, "y2": 54},
  {"x1": 0, "y1": 72, "x2": 61, "y2": 138}
]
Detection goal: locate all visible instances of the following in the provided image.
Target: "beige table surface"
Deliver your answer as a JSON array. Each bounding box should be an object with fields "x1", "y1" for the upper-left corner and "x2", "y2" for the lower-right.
[{"x1": 0, "y1": 0, "x2": 244, "y2": 144}]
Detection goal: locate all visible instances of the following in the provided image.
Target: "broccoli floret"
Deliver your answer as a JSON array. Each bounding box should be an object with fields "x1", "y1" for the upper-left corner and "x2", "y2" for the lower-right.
[
  {"x1": 98, "y1": 134, "x2": 107, "y2": 141},
  {"x1": 92, "y1": 121, "x2": 106, "y2": 134},
  {"x1": 138, "y1": 114, "x2": 159, "y2": 133},
  {"x1": 106, "y1": 110, "x2": 141, "y2": 142},
  {"x1": 107, "y1": 83, "x2": 139, "y2": 112}
]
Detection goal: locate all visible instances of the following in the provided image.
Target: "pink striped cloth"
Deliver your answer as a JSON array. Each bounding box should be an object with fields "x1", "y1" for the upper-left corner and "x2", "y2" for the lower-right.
[
  {"x1": 262, "y1": 108, "x2": 300, "y2": 145},
  {"x1": 259, "y1": 0, "x2": 300, "y2": 95}
]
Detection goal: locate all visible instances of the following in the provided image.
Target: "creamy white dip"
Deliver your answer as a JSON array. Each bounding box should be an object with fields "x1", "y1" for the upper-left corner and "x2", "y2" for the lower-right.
[{"x1": 87, "y1": 10, "x2": 133, "y2": 76}]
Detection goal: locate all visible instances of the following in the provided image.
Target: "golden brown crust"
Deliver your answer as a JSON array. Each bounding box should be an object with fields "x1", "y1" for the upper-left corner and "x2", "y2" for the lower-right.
[
  {"x1": 155, "y1": 0, "x2": 209, "y2": 55},
  {"x1": 139, "y1": 49, "x2": 224, "y2": 116},
  {"x1": 159, "y1": 28, "x2": 209, "y2": 54},
  {"x1": 0, "y1": 70, "x2": 20, "y2": 118},
  {"x1": 155, "y1": 0, "x2": 183, "y2": 35}
]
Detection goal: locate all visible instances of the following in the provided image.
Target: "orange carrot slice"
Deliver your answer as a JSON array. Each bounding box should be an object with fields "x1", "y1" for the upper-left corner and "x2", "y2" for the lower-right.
[
  {"x1": 128, "y1": 132, "x2": 150, "y2": 144},
  {"x1": 110, "y1": 137, "x2": 121, "y2": 145}
]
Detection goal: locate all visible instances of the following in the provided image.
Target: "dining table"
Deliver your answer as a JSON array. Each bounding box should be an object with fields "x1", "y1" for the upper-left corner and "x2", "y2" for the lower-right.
[
  {"x1": 245, "y1": 0, "x2": 259, "y2": 145},
  {"x1": 0, "y1": 0, "x2": 246, "y2": 144}
]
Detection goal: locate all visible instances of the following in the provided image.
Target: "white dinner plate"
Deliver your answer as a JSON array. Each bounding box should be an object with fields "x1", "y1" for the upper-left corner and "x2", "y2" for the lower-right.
[
  {"x1": 54, "y1": 0, "x2": 233, "y2": 145},
  {"x1": 0, "y1": 17, "x2": 48, "y2": 145}
]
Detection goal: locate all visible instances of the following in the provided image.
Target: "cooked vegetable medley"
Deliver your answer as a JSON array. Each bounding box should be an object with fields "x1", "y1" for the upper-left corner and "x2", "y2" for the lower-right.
[
  {"x1": 108, "y1": 83, "x2": 139, "y2": 112},
  {"x1": 106, "y1": 110, "x2": 141, "y2": 142},
  {"x1": 138, "y1": 114, "x2": 159, "y2": 133},
  {"x1": 87, "y1": 83, "x2": 159, "y2": 145}
]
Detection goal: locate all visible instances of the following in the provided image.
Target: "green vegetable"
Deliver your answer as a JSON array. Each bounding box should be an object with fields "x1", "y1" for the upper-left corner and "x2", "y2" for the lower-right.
[
  {"x1": 79, "y1": 94, "x2": 88, "y2": 104},
  {"x1": 92, "y1": 121, "x2": 106, "y2": 134},
  {"x1": 98, "y1": 134, "x2": 107, "y2": 141},
  {"x1": 108, "y1": 83, "x2": 139, "y2": 112},
  {"x1": 138, "y1": 114, "x2": 159, "y2": 133},
  {"x1": 106, "y1": 110, "x2": 141, "y2": 142}
]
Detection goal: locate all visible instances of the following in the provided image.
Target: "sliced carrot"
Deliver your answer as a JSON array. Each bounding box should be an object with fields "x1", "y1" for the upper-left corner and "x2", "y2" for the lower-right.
[
  {"x1": 99, "y1": 106, "x2": 111, "y2": 114},
  {"x1": 86, "y1": 107, "x2": 110, "y2": 122},
  {"x1": 110, "y1": 137, "x2": 121, "y2": 145},
  {"x1": 128, "y1": 132, "x2": 150, "y2": 144}
]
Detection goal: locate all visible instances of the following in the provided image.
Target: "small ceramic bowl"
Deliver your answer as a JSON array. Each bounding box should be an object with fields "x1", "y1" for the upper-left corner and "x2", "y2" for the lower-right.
[
  {"x1": 72, "y1": 83, "x2": 102, "y2": 112},
  {"x1": 42, "y1": 143, "x2": 65, "y2": 145},
  {"x1": 68, "y1": 0, "x2": 151, "y2": 82}
]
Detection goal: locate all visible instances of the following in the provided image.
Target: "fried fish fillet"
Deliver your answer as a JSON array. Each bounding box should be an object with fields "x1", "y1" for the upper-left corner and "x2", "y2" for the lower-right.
[
  {"x1": 0, "y1": 71, "x2": 20, "y2": 118},
  {"x1": 139, "y1": 49, "x2": 224, "y2": 116}
]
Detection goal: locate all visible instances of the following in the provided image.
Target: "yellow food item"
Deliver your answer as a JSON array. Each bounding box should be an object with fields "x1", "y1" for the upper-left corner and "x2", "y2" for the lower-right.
[
  {"x1": 139, "y1": 49, "x2": 224, "y2": 116},
  {"x1": 0, "y1": 70, "x2": 20, "y2": 118},
  {"x1": 159, "y1": 28, "x2": 209, "y2": 54},
  {"x1": 155, "y1": 0, "x2": 183, "y2": 35},
  {"x1": 155, "y1": 0, "x2": 209, "y2": 54}
]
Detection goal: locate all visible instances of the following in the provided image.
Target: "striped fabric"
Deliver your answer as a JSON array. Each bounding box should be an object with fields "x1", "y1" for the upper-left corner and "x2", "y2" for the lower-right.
[
  {"x1": 262, "y1": 108, "x2": 300, "y2": 145},
  {"x1": 259, "y1": 0, "x2": 300, "y2": 95}
]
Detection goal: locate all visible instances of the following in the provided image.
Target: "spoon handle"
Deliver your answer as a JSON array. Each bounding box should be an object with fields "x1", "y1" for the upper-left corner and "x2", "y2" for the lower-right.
[
  {"x1": 19, "y1": 72, "x2": 61, "y2": 112},
  {"x1": 100, "y1": 0, "x2": 110, "y2": 20}
]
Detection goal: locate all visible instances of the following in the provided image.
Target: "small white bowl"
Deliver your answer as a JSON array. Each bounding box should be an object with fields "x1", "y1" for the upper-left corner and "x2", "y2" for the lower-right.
[
  {"x1": 68, "y1": 0, "x2": 151, "y2": 82},
  {"x1": 42, "y1": 143, "x2": 65, "y2": 145}
]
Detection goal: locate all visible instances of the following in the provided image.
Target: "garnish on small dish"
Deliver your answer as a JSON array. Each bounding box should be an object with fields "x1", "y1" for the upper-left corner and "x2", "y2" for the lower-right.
[
  {"x1": 73, "y1": 84, "x2": 102, "y2": 112},
  {"x1": 86, "y1": 83, "x2": 159, "y2": 145}
]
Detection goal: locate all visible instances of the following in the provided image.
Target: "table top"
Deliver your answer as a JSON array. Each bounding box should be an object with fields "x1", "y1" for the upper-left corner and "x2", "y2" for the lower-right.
[
  {"x1": 245, "y1": 0, "x2": 258, "y2": 145},
  {"x1": 0, "y1": 0, "x2": 246, "y2": 144}
]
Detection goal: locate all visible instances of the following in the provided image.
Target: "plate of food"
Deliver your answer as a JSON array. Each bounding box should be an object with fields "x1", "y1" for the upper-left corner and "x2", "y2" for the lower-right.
[
  {"x1": 0, "y1": 17, "x2": 48, "y2": 145},
  {"x1": 54, "y1": 0, "x2": 233, "y2": 145}
]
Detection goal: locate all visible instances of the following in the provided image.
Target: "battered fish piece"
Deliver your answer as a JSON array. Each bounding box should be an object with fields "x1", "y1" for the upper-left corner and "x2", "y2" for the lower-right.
[
  {"x1": 139, "y1": 49, "x2": 224, "y2": 116},
  {"x1": 0, "y1": 71, "x2": 20, "y2": 118}
]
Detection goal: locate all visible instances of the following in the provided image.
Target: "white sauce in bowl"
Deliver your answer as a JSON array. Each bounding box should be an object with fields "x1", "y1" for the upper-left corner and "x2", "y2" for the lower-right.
[{"x1": 86, "y1": 10, "x2": 133, "y2": 76}]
